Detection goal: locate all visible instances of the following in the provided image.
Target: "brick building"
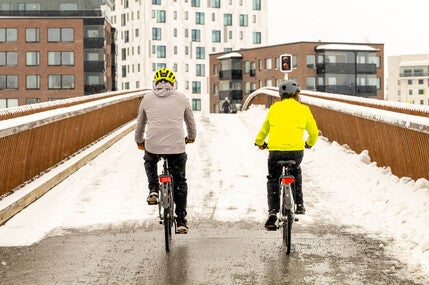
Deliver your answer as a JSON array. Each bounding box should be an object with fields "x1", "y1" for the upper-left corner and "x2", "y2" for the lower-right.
[
  {"x1": 0, "y1": 0, "x2": 115, "y2": 108},
  {"x1": 209, "y1": 41, "x2": 384, "y2": 113}
]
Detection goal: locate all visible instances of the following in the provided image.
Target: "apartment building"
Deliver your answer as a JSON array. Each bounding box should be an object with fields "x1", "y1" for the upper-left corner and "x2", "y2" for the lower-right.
[
  {"x1": 0, "y1": 0, "x2": 115, "y2": 108},
  {"x1": 110, "y1": 0, "x2": 267, "y2": 113},
  {"x1": 209, "y1": 41, "x2": 384, "y2": 113},
  {"x1": 387, "y1": 54, "x2": 429, "y2": 106}
]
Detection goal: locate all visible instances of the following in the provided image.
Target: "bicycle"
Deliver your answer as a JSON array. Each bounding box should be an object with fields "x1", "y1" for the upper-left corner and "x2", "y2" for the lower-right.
[
  {"x1": 277, "y1": 160, "x2": 298, "y2": 255},
  {"x1": 150, "y1": 155, "x2": 186, "y2": 252}
]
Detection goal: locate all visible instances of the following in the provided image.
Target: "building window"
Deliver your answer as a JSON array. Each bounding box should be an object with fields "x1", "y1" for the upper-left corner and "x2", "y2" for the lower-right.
[
  {"x1": 211, "y1": 0, "x2": 220, "y2": 8},
  {"x1": 192, "y1": 98, "x2": 201, "y2": 111},
  {"x1": 253, "y1": 0, "x2": 261, "y2": 10},
  {"x1": 157, "y1": 46, "x2": 166, "y2": 58},
  {"x1": 196, "y1": 64, "x2": 205, "y2": 76},
  {"x1": 0, "y1": 28, "x2": 17, "y2": 42},
  {"x1": 86, "y1": 73, "x2": 101, "y2": 85},
  {"x1": 306, "y1": 55, "x2": 315, "y2": 69},
  {"x1": 48, "y1": 52, "x2": 74, "y2": 66},
  {"x1": 48, "y1": 28, "x2": 74, "y2": 42},
  {"x1": 196, "y1": 47, "x2": 205, "y2": 59},
  {"x1": 156, "y1": 10, "x2": 166, "y2": 23},
  {"x1": 0, "y1": 75, "x2": 18, "y2": 90},
  {"x1": 252, "y1": 32, "x2": 261, "y2": 44},
  {"x1": 239, "y1": 14, "x2": 248, "y2": 26},
  {"x1": 152, "y1": 28, "x2": 162, "y2": 40},
  {"x1": 306, "y1": 77, "x2": 316, "y2": 90},
  {"x1": 60, "y1": 3, "x2": 78, "y2": 10},
  {"x1": 192, "y1": 81, "x2": 201, "y2": 94},
  {"x1": 26, "y1": 75, "x2": 40, "y2": 90},
  {"x1": 212, "y1": 30, "x2": 221, "y2": 42},
  {"x1": 224, "y1": 14, "x2": 232, "y2": 26},
  {"x1": 0, "y1": 98, "x2": 18, "y2": 108},
  {"x1": 196, "y1": 12, "x2": 205, "y2": 24},
  {"x1": 26, "y1": 51, "x2": 40, "y2": 66},
  {"x1": 192, "y1": 29, "x2": 200, "y2": 42},
  {"x1": 0, "y1": 52, "x2": 17, "y2": 66},
  {"x1": 48, "y1": 75, "x2": 75, "y2": 89},
  {"x1": 191, "y1": 0, "x2": 200, "y2": 7},
  {"x1": 85, "y1": 27, "x2": 102, "y2": 38},
  {"x1": 124, "y1": 30, "x2": 129, "y2": 43},
  {"x1": 419, "y1": 89, "x2": 425, "y2": 95},
  {"x1": 152, "y1": 0, "x2": 161, "y2": 4},
  {"x1": 86, "y1": 50, "x2": 101, "y2": 61},
  {"x1": 18, "y1": 3, "x2": 40, "y2": 10},
  {"x1": 265, "y1": 58, "x2": 272, "y2": 70},
  {"x1": 26, "y1": 28, "x2": 39, "y2": 42},
  {"x1": 0, "y1": 3, "x2": 12, "y2": 10}
]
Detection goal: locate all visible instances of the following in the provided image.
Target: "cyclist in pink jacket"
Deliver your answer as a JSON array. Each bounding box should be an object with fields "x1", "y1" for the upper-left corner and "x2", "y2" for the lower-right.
[{"x1": 135, "y1": 68, "x2": 196, "y2": 232}]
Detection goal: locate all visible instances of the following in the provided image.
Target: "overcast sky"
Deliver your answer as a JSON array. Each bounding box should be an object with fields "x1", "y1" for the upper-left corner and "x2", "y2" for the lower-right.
[{"x1": 267, "y1": 0, "x2": 428, "y2": 57}]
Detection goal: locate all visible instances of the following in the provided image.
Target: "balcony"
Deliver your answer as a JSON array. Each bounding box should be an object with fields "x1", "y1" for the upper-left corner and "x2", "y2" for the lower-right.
[
  {"x1": 400, "y1": 72, "x2": 429, "y2": 77},
  {"x1": 84, "y1": 61, "x2": 105, "y2": 72},
  {"x1": 0, "y1": 10, "x2": 102, "y2": 17},
  {"x1": 219, "y1": 70, "x2": 242, "y2": 80},
  {"x1": 84, "y1": 38, "x2": 105, "y2": 49},
  {"x1": 316, "y1": 85, "x2": 377, "y2": 97},
  {"x1": 317, "y1": 63, "x2": 377, "y2": 74},
  {"x1": 219, "y1": 90, "x2": 243, "y2": 101}
]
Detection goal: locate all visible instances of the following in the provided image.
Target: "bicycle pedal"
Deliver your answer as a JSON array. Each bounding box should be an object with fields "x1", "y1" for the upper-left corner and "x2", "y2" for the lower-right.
[
  {"x1": 266, "y1": 225, "x2": 278, "y2": 231},
  {"x1": 176, "y1": 229, "x2": 188, "y2": 234},
  {"x1": 147, "y1": 201, "x2": 158, "y2": 205}
]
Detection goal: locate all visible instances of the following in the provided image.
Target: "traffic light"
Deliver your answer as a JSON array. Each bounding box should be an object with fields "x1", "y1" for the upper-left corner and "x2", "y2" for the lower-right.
[{"x1": 280, "y1": 54, "x2": 292, "y2": 72}]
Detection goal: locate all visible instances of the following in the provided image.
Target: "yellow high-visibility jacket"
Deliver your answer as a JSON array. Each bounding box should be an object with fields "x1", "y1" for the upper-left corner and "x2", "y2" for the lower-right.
[{"x1": 255, "y1": 98, "x2": 319, "y2": 151}]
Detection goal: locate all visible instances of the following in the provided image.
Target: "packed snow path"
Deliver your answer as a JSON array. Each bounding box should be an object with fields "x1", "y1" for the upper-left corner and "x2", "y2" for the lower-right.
[{"x1": 0, "y1": 108, "x2": 428, "y2": 283}]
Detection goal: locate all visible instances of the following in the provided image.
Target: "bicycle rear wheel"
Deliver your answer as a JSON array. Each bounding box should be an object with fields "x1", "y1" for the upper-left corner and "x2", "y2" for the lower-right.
[
  {"x1": 283, "y1": 209, "x2": 293, "y2": 255},
  {"x1": 282, "y1": 185, "x2": 293, "y2": 255},
  {"x1": 164, "y1": 207, "x2": 172, "y2": 252}
]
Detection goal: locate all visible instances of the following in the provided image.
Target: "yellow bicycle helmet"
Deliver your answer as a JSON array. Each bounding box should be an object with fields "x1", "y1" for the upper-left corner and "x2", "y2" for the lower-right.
[{"x1": 154, "y1": 68, "x2": 176, "y2": 83}]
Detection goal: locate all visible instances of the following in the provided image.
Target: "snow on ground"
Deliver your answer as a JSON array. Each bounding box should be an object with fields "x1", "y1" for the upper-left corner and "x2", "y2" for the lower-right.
[{"x1": 0, "y1": 107, "x2": 428, "y2": 280}]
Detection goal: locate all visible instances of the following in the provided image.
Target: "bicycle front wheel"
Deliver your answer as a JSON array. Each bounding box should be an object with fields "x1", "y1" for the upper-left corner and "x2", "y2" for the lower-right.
[{"x1": 164, "y1": 207, "x2": 172, "y2": 252}]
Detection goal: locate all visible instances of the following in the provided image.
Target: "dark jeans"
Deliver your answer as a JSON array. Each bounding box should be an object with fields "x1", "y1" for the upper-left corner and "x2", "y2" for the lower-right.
[
  {"x1": 144, "y1": 151, "x2": 188, "y2": 218},
  {"x1": 267, "y1": 150, "x2": 304, "y2": 213}
]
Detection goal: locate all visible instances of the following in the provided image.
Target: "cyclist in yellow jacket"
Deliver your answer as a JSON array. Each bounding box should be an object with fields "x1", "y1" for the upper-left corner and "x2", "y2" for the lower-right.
[{"x1": 255, "y1": 80, "x2": 318, "y2": 230}]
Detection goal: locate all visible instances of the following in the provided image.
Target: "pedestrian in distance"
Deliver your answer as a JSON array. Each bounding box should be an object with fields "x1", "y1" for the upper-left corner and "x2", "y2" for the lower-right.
[
  {"x1": 135, "y1": 67, "x2": 197, "y2": 233},
  {"x1": 222, "y1": 97, "x2": 232, "y2": 113},
  {"x1": 254, "y1": 80, "x2": 319, "y2": 230}
]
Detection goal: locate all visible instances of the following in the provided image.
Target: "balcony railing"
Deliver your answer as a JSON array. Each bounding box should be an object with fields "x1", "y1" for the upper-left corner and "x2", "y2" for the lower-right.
[
  {"x1": 400, "y1": 72, "x2": 429, "y2": 77},
  {"x1": 317, "y1": 63, "x2": 377, "y2": 74},
  {"x1": 316, "y1": 85, "x2": 377, "y2": 97},
  {"x1": 219, "y1": 69, "x2": 242, "y2": 80},
  {"x1": 84, "y1": 61, "x2": 105, "y2": 72},
  {"x1": 0, "y1": 10, "x2": 102, "y2": 17}
]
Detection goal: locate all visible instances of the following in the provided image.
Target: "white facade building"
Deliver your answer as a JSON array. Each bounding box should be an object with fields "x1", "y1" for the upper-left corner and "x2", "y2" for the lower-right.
[
  {"x1": 387, "y1": 54, "x2": 429, "y2": 106},
  {"x1": 109, "y1": 0, "x2": 267, "y2": 113}
]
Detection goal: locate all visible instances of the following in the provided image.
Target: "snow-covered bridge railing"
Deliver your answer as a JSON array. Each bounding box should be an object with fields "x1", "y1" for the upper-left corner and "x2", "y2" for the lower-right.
[
  {"x1": 0, "y1": 90, "x2": 150, "y2": 208},
  {"x1": 243, "y1": 88, "x2": 429, "y2": 181}
]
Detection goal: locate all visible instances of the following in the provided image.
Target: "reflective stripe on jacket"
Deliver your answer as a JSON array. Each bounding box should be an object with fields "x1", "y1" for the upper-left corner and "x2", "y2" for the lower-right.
[{"x1": 255, "y1": 98, "x2": 318, "y2": 151}]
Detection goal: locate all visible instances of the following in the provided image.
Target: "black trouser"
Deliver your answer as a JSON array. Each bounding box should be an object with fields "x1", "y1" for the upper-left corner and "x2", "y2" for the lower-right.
[
  {"x1": 144, "y1": 151, "x2": 188, "y2": 218},
  {"x1": 267, "y1": 150, "x2": 304, "y2": 213}
]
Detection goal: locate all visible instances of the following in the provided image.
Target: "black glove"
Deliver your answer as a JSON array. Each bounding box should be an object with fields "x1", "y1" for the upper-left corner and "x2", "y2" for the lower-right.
[
  {"x1": 255, "y1": 142, "x2": 268, "y2": 150},
  {"x1": 137, "y1": 141, "x2": 145, "y2": 150},
  {"x1": 305, "y1": 142, "x2": 312, "y2": 149},
  {"x1": 185, "y1": 137, "x2": 195, "y2": 144}
]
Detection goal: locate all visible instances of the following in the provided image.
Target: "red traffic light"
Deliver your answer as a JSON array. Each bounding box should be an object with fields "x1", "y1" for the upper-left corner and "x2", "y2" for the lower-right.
[{"x1": 280, "y1": 54, "x2": 292, "y2": 72}]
